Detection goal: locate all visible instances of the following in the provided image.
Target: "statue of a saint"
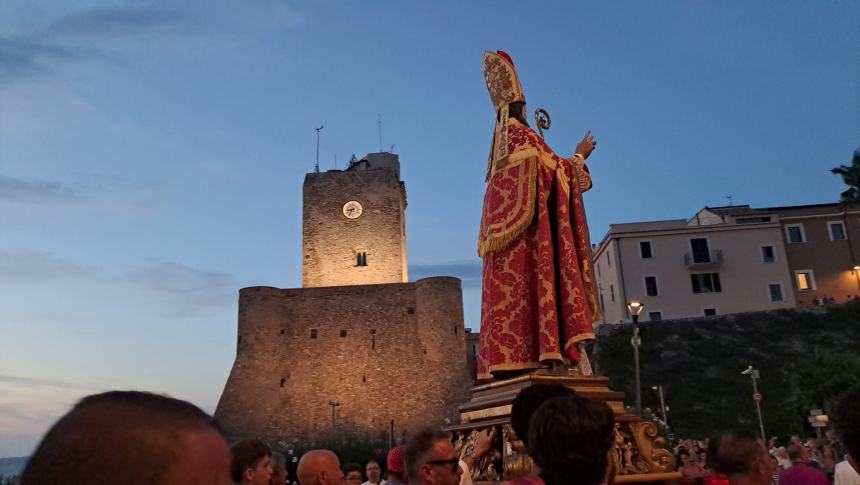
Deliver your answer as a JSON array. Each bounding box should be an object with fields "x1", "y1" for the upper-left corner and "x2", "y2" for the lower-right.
[{"x1": 477, "y1": 51, "x2": 601, "y2": 379}]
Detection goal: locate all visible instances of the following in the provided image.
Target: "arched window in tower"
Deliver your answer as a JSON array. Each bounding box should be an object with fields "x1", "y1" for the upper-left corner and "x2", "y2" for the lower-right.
[{"x1": 356, "y1": 252, "x2": 368, "y2": 267}]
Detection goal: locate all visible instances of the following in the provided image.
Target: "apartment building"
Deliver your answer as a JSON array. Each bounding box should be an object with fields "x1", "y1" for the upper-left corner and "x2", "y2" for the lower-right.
[
  {"x1": 769, "y1": 203, "x2": 860, "y2": 306},
  {"x1": 594, "y1": 206, "x2": 797, "y2": 323}
]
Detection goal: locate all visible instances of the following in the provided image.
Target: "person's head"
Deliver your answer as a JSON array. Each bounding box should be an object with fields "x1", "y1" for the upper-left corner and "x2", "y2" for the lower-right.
[
  {"x1": 790, "y1": 435, "x2": 802, "y2": 445},
  {"x1": 510, "y1": 383, "x2": 575, "y2": 448},
  {"x1": 776, "y1": 446, "x2": 788, "y2": 459},
  {"x1": 387, "y1": 445, "x2": 406, "y2": 483},
  {"x1": 365, "y1": 460, "x2": 383, "y2": 483},
  {"x1": 768, "y1": 437, "x2": 778, "y2": 448},
  {"x1": 528, "y1": 394, "x2": 615, "y2": 485},
  {"x1": 297, "y1": 449, "x2": 343, "y2": 485},
  {"x1": 806, "y1": 438, "x2": 819, "y2": 450},
  {"x1": 708, "y1": 431, "x2": 774, "y2": 485},
  {"x1": 343, "y1": 462, "x2": 363, "y2": 484},
  {"x1": 769, "y1": 456, "x2": 779, "y2": 470},
  {"x1": 270, "y1": 451, "x2": 288, "y2": 485},
  {"x1": 680, "y1": 451, "x2": 691, "y2": 466},
  {"x1": 404, "y1": 429, "x2": 461, "y2": 485},
  {"x1": 787, "y1": 444, "x2": 809, "y2": 464},
  {"x1": 21, "y1": 390, "x2": 230, "y2": 485},
  {"x1": 508, "y1": 101, "x2": 528, "y2": 125},
  {"x1": 231, "y1": 439, "x2": 273, "y2": 485},
  {"x1": 833, "y1": 386, "x2": 860, "y2": 472},
  {"x1": 698, "y1": 450, "x2": 708, "y2": 466}
]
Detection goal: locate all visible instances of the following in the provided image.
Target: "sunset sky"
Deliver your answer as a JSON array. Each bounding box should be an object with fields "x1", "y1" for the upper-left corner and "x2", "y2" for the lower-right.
[{"x1": 1, "y1": 0, "x2": 858, "y2": 456}]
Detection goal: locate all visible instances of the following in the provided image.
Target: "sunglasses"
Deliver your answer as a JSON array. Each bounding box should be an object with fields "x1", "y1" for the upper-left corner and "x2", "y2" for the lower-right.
[{"x1": 425, "y1": 458, "x2": 460, "y2": 473}]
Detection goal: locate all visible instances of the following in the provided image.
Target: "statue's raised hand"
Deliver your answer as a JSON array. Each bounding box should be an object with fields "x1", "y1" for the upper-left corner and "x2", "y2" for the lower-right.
[{"x1": 575, "y1": 130, "x2": 597, "y2": 160}]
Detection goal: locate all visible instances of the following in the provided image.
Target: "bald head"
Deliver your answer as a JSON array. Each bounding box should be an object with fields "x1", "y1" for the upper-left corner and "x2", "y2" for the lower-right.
[{"x1": 297, "y1": 449, "x2": 343, "y2": 485}]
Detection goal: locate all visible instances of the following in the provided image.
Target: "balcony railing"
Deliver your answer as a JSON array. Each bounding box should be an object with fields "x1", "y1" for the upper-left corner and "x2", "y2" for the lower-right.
[{"x1": 684, "y1": 250, "x2": 723, "y2": 268}]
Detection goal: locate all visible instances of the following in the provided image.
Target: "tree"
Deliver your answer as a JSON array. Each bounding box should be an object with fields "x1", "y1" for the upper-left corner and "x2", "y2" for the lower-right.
[{"x1": 830, "y1": 148, "x2": 860, "y2": 205}]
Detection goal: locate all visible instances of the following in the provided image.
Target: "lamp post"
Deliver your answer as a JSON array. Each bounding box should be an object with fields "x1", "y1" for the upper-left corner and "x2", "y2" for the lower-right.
[
  {"x1": 652, "y1": 385, "x2": 669, "y2": 428},
  {"x1": 328, "y1": 400, "x2": 340, "y2": 433},
  {"x1": 741, "y1": 366, "x2": 766, "y2": 442},
  {"x1": 627, "y1": 301, "x2": 645, "y2": 415}
]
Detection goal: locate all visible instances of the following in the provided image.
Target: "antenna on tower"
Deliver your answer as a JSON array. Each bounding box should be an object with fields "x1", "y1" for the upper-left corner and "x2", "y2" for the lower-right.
[
  {"x1": 724, "y1": 194, "x2": 733, "y2": 206},
  {"x1": 378, "y1": 114, "x2": 383, "y2": 153},
  {"x1": 314, "y1": 125, "x2": 324, "y2": 173},
  {"x1": 334, "y1": 154, "x2": 337, "y2": 170}
]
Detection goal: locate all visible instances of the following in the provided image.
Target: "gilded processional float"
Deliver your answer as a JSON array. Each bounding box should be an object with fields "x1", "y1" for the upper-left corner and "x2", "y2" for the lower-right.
[{"x1": 445, "y1": 51, "x2": 680, "y2": 483}]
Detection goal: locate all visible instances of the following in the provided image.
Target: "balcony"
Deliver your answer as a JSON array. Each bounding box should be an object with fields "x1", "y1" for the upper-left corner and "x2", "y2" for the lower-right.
[{"x1": 684, "y1": 250, "x2": 723, "y2": 269}]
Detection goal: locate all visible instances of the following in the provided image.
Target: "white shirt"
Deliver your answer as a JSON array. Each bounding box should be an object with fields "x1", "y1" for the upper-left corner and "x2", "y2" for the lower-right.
[
  {"x1": 835, "y1": 461, "x2": 860, "y2": 485},
  {"x1": 361, "y1": 481, "x2": 386, "y2": 485}
]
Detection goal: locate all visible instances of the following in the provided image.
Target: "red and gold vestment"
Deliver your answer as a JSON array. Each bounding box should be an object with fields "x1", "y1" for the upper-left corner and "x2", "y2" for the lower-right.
[{"x1": 477, "y1": 116, "x2": 601, "y2": 379}]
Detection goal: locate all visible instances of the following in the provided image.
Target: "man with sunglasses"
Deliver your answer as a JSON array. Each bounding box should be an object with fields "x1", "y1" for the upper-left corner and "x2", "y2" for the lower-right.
[{"x1": 405, "y1": 429, "x2": 463, "y2": 485}]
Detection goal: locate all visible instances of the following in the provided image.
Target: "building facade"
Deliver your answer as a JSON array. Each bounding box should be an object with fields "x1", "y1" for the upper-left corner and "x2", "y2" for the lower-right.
[
  {"x1": 594, "y1": 206, "x2": 797, "y2": 323},
  {"x1": 594, "y1": 203, "x2": 860, "y2": 323},
  {"x1": 770, "y1": 203, "x2": 860, "y2": 306},
  {"x1": 216, "y1": 153, "x2": 471, "y2": 444}
]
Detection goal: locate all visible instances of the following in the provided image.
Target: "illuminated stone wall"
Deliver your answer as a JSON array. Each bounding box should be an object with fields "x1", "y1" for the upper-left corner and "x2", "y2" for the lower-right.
[
  {"x1": 215, "y1": 277, "x2": 471, "y2": 444},
  {"x1": 302, "y1": 158, "x2": 408, "y2": 288}
]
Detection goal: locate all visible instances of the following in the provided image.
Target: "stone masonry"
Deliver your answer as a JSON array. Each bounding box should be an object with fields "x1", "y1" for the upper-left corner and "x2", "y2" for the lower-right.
[
  {"x1": 216, "y1": 152, "x2": 471, "y2": 444},
  {"x1": 303, "y1": 153, "x2": 408, "y2": 287}
]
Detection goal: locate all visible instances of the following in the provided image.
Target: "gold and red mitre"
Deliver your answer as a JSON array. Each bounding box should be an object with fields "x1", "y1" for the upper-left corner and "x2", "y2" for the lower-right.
[{"x1": 483, "y1": 50, "x2": 526, "y2": 178}]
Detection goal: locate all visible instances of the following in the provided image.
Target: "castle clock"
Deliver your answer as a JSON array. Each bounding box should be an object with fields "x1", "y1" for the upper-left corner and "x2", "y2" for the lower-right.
[{"x1": 342, "y1": 200, "x2": 363, "y2": 219}]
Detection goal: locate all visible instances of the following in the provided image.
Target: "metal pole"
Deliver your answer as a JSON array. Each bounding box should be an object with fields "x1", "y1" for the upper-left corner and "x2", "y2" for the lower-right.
[
  {"x1": 656, "y1": 385, "x2": 669, "y2": 427},
  {"x1": 632, "y1": 315, "x2": 642, "y2": 414},
  {"x1": 389, "y1": 419, "x2": 394, "y2": 451},
  {"x1": 750, "y1": 371, "x2": 766, "y2": 442},
  {"x1": 315, "y1": 125, "x2": 323, "y2": 173}
]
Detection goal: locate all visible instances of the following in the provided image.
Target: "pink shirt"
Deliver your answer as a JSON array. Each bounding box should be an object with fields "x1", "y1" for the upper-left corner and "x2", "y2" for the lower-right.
[{"x1": 779, "y1": 463, "x2": 829, "y2": 485}]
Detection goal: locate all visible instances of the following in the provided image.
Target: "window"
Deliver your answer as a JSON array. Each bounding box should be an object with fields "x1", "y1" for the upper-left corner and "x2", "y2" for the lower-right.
[
  {"x1": 645, "y1": 276, "x2": 659, "y2": 296},
  {"x1": 280, "y1": 378, "x2": 286, "y2": 387},
  {"x1": 640, "y1": 241, "x2": 653, "y2": 259},
  {"x1": 691, "y1": 273, "x2": 722, "y2": 293},
  {"x1": 407, "y1": 307, "x2": 415, "y2": 315},
  {"x1": 785, "y1": 224, "x2": 806, "y2": 243},
  {"x1": 768, "y1": 283, "x2": 784, "y2": 302},
  {"x1": 356, "y1": 252, "x2": 368, "y2": 266},
  {"x1": 607, "y1": 253, "x2": 612, "y2": 268},
  {"x1": 704, "y1": 308, "x2": 717, "y2": 317},
  {"x1": 597, "y1": 263, "x2": 601, "y2": 277},
  {"x1": 829, "y1": 221, "x2": 847, "y2": 241},
  {"x1": 796, "y1": 270, "x2": 816, "y2": 291},
  {"x1": 690, "y1": 238, "x2": 711, "y2": 263},
  {"x1": 736, "y1": 216, "x2": 771, "y2": 224},
  {"x1": 339, "y1": 329, "x2": 347, "y2": 337},
  {"x1": 610, "y1": 284, "x2": 615, "y2": 302},
  {"x1": 310, "y1": 329, "x2": 318, "y2": 339},
  {"x1": 648, "y1": 311, "x2": 662, "y2": 321},
  {"x1": 600, "y1": 293, "x2": 605, "y2": 312},
  {"x1": 761, "y1": 246, "x2": 775, "y2": 263}
]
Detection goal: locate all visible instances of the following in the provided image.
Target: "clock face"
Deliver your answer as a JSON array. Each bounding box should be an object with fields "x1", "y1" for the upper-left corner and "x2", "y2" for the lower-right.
[{"x1": 342, "y1": 200, "x2": 363, "y2": 219}]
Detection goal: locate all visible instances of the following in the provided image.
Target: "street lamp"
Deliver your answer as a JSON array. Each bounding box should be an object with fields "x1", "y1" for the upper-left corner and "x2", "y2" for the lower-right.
[
  {"x1": 652, "y1": 385, "x2": 669, "y2": 428},
  {"x1": 627, "y1": 301, "x2": 645, "y2": 414},
  {"x1": 328, "y1": 400, "x2": 340, "y2": 433},
  {"x1": 741, "y1": 365, "x2": 766, "y2": 442}
]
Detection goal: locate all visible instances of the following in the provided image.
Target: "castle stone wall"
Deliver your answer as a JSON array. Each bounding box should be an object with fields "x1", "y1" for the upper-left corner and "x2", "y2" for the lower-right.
[
  {"x1": 302, "y1": 167, "x2": 407, "y2": 288},
  {"x1": 215, "y1": 277, "x2": 470, "y2": 444}
]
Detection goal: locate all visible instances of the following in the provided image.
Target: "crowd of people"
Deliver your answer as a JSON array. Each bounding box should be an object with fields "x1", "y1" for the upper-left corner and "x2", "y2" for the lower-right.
[
  {"x1": 15, "y1": 384, "x2": 860, "y2": 485},
  {"x1": 672, "y1": 429, "x2": 860, "y2": 485}
]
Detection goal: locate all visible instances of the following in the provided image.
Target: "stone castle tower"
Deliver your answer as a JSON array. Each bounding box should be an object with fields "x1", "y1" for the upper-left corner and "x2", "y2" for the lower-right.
[
  {"x1": 215, "y1": 153, "x2": 471, "y2": 445},
  {"x1": 303, "y1": 152, "x2": 408, "y2": 287}
]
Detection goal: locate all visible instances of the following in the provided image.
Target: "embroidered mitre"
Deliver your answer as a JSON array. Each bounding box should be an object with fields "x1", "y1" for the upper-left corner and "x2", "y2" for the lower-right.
[{"x1": 483, "y1": 50, "x2": 526, "y2": 179}]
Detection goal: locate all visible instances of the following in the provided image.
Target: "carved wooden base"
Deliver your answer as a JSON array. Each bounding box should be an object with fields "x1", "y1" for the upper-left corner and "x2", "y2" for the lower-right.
[{"x1": 445, "y1": 371, "x2": 681, "y2": 484}]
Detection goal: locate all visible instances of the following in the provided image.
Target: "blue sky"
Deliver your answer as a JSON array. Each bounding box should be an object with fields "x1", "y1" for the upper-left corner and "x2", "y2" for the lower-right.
[{"x1": 1, "y1": 0, "x2": 858, "y2": 456}]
